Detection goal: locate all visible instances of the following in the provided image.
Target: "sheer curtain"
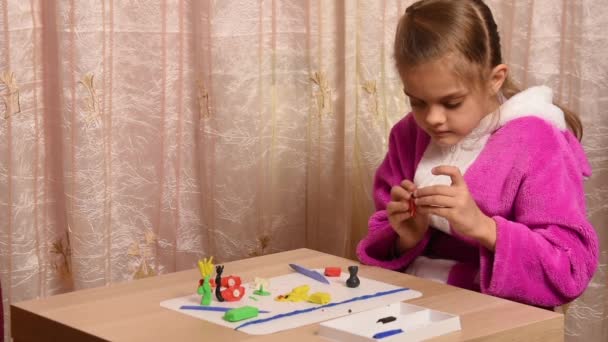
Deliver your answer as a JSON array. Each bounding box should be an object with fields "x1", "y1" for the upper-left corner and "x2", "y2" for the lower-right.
[{"x1": 0, "y1": 1, "x2": 605, "y2": 340}]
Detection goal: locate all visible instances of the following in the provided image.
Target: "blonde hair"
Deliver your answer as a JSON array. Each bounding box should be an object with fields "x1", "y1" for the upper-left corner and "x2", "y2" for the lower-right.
[{"x1": 394, "y1": 0, "x2": 582, "y2": 140}]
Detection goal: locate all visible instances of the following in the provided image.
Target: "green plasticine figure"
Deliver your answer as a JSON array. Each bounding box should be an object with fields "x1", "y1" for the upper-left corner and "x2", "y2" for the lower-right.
[
  {"x1": 197, "y1": 257, "x2": 215, "y2": 306},
  {"x1": 253, "y1": 284, "x2": 271, "y2": 296},
  {"x1": 253, "y1": 277, "x2": 271, "y2": 296},
  {"x1": 197, "y1": 275, "x2": 212, "y2": 306}
]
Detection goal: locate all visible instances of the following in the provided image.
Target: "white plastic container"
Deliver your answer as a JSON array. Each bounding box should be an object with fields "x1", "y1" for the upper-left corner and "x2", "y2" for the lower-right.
[{"x1": 318, "y1": 302, "x2": 461, "y2": 341}]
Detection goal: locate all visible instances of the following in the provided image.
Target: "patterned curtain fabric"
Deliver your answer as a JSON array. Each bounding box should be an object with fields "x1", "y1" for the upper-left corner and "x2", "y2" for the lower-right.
[{"x1": 0, "y1": 1, "x2": 605, "y2": 340}]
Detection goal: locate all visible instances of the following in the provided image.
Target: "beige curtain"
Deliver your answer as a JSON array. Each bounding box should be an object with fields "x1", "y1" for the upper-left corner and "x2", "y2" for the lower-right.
[{"x1": 0, "y1": 1, "x2": 605, "y2": 340}]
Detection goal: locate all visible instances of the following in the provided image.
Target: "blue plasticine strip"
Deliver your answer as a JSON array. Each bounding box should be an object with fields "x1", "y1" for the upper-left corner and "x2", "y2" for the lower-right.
[
  {"x1": 180, "y1": 305, "x2": 270, "y2": 314},
  {"x1": 234, "y1": 287, "x2": 409, "y2": 331},
  {"x1": 372, "y1": 328, "x2": 404, "y2": 339},
  {"x1": 289, "y1": 263, "x2": 330, "y2": 284}
]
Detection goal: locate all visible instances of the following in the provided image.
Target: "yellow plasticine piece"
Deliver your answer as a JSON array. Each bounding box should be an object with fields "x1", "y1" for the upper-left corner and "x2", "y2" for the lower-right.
[
  {"x1": 197, "y1": 257, "x2": 214, "y2": 278},
  {"x1": 307, "y1": 292, "x2": 331, "y2": 305},
  {"x1": 275, "y1": 285, "x2": 310, "y2": 302}
]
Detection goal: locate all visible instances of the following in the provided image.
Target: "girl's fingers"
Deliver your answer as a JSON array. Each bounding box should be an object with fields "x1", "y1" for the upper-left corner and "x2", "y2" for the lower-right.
[
  {"x1": 390, "y1": 185, "x2": 411, "y2": 201},
  {"x1": 392, "y1": 212, "x2": 411, "y2": 223},
  {"x1": 415, "y1": 195, "x2": 456, "y2": 208},
  {"x1": 416, "y1": 205, "x2": 451, "y2": 220},
  {"x1": 400, "y1": 179, "x2": 417, "y2": 193},
  {"x1": 414, "y1": 184, "x2": 458, "y2": 198},
  {"x1": 387, "y1": 201, "x2": 409, "y2": 214},
  {"x1": 432, "y1": 165, "x2": 465, "y2": 187}
]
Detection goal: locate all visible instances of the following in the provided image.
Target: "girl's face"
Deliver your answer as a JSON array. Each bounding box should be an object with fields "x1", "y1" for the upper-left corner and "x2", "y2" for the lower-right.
[{"x1": 400, "y1": 57, "x2": 501, "y2": 146}]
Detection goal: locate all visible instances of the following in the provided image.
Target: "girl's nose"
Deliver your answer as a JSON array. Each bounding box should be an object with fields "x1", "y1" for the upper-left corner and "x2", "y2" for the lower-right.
[{"x1": 425, "y1": 106, "x2": 446, "y2": 126}]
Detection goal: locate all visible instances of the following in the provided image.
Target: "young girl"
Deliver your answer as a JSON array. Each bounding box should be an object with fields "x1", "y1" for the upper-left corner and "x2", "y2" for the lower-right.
[{"x1": 357, "y1": 0, "x2": 598, "y2": 308}]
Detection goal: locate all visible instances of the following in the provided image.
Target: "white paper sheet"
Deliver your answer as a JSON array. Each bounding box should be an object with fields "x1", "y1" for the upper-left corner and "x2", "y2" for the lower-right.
[{"x1": 160, "y1": 269, "x2": 422, "y2": 335}]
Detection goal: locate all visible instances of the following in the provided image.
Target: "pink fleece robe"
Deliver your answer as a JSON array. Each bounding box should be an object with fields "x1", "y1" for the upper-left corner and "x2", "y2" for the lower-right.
[{"x1": 356, "y1": 112, "x2": 599, "y2": 308}]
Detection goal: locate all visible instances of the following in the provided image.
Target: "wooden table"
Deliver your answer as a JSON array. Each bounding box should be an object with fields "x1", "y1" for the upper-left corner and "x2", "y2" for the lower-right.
[{"x1": 11, "y1": 248, "x2": 563, "y2": 341}]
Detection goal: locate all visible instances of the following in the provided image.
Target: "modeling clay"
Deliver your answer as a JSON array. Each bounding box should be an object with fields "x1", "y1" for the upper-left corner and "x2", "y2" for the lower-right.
[
  {"x1": 289, "y1": 264, "x2": 330, "y2": 284},
  {"x1": 275, "y1": 285, "x2": 310, "y2": 302},
  {"x1": 376, "y1": 316, "x2": 396, "y2": 324},
  {"x1": 307, "y1": 292, "x2": 331, "y2": 305},
  {"x1": 324, "y1": 267, "x2": 341, "y2": 277},
  {"x1": 373, "y1": 328, "x2": 404, "y2": 339},
  {"x1": 346, "y1": 265, "x2": 360, "y2": 288},
  {"x1": 409, "y1": 196, "x2": 416, "y2": 217},
  {"x1": 252, "y1": 277, "x2": 271, "y2": 296},
  {"x1": 180, "y1": 305, "x2": 270, "y2": 313},
  {"x1": 223, "y1": 306, "x2": 260, "y2": 322},
  {"x1": 210, "y1": 275, "x2": 242, "y2": 288},
  {"x1": 198, "y1": 275, "x2": 212, "y2": 305},
  {"x1": 197, "y1": 257, "x2": 214, "y2": 306},
  {"x1": 197, "y1": 257, "x2": 214, "y2": 278},
  {"x1": 222, "y1": 285, "x2": 246, "y2": 301},
  {"x1": 215, "y1": 265, "x2": 225, "y2": 302}
]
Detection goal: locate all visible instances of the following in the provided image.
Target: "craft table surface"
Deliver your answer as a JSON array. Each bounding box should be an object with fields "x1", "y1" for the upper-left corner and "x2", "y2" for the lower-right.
[{"x1": 11, "y1": 248, "x2": 563, "y2": 341}]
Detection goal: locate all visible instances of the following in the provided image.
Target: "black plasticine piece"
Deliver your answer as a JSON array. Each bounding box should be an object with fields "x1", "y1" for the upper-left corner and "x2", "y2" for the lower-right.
[
  {"x1": 376, "y1": 316, "x2": 397, "y2": 324},
  {"x1": 346, "y1": 265, "x2": 360, "y2": 288},
  {"x1": 215, "y1": 265, "x2": 225, "y2": 302}
]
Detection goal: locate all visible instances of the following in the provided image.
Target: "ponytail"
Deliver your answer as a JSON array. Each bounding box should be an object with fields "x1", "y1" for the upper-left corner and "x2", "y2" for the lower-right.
[{"x1": 501, "y1": 76, "x2": 583, "y2": 140}]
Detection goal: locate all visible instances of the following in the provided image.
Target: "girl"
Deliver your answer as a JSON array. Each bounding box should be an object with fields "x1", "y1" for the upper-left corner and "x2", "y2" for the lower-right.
[{"x1": 356, "y1": 0, "x2": 598, "y2": 308}]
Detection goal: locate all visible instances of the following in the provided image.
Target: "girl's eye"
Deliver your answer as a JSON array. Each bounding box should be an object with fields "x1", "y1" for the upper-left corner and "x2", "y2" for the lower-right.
[
  {"x1": 444, "y1": 102, "x2": 462, "y2": 109},
  {"x1": 410, "y1": 101, "x2": 425, "y2": 108}
]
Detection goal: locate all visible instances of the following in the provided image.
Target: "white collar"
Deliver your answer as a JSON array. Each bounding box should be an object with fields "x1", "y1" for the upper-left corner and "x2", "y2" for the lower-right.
[{"x1": 444, "y1": 86, "x2": 565, "y2": 150}]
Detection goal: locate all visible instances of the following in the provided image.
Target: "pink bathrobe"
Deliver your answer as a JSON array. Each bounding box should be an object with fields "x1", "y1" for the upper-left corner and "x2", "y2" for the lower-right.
[{"x1": 356, "y1": 88, "x2": 598, "y2": 308}]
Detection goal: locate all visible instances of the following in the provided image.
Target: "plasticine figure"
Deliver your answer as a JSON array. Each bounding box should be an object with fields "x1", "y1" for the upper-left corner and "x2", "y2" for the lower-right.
[{"x1": 215, "y1": 265, "x2": 225, "y2": 302}]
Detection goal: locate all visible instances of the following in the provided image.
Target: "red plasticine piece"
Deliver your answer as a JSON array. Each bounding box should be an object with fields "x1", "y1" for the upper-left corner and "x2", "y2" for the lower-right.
[
  {"x1": 409, "y1": 197, "x2": 416, "y2": 218},
  {"x1": 324, "y1": 267, "x2": 341, "y2": 277},
  {"x1": 210, "y1": 275, "x2": 242, "y2": 288},
  {"x1": 222, "y1": 285, "x2": 246, "y2": 301}
]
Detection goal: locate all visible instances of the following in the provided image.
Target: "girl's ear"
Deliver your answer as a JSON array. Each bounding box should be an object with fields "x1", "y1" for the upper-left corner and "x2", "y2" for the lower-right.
[{"x1": 489, "y1": 64, "x2": 508, "y2": 94}]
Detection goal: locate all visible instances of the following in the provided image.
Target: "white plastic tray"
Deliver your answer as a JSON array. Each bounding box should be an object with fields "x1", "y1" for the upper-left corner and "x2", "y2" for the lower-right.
[{"x1": 318, "y1": 302, "x2": 461, "y2": 341}]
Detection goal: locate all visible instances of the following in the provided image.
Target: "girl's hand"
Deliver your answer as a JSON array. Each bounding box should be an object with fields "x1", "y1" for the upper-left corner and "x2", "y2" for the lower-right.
[
  {"x1": 414, "y1": 166, "x2": 497, "y2": 250},
  {"x1": 387, "y1": 180, "x2": 430, "y2": 249}
]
